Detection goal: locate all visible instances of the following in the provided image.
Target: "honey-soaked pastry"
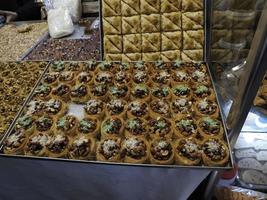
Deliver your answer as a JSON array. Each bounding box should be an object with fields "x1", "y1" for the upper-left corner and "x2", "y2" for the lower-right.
[
  {"x1": 194, "y1": 98, "x2": 219, "y2": 118},
  {"x1": 122, "y1": 16, "x2": 141, "y2": 34},
  {"x1": 69, "y1": 135, "x2": 96, "y2": 160},
  {"x1": 191, "y1": 69, "x2": 210, "y2": 85},
  {"x1": 26, "y1": 100, "x2": 44, "y2": 117},
  {"x1": 114, "y1": 71, "x2": 131, "y2": 86},
  {"x1": 34, "y1": 84, "x2": 52, "y2": 101},
  {"x1": 89, "y1": 84, "x2": 108, "y2": 101},
  {"x1": 141, "y1": 14, "x2": 160, "y2": 33},
  {"x1": 149, "y1": 99, "x2": 171, "y2": 118},
  {"x1": 106, "y1": 99, "x2": 127, "y2": 118},
  {"x1": 142, "y1": 33, "x2": 160, "y2": 53},
  {"x1": 140, "y1": 0, "x2": 160, "y2": 14},
  {"x1": 94, "y1": 71, "x2": 113, "y2": 85},
  {"x1": 161, "y1": 31, "x2": 182, "y2": 51},
  {"x1": 104, "y1": 35, "x2": 122, "y2": 54},
  {"x1": 183, "y1": 30, "x2": 204, "y2": 50},
  {"x1": 3, "y1": 129, "x2": 28, "y2": 155},
  {"x1": 132, "y1": 61, "x2": 149, "y2": 71},
  {"x1": 123, "y1": 34, "x2": 142, "y2": 53},
  {"x1": 96, "y1": 61, "x2": 115, "y2": 73},
  {"x1": 151, "y1": 61, "x2": 169, "y2": 71},
  {"x1": 174, "y1": 116, "x2": 198, "y2": 138},
  {"x1": 50, "y1": 62, "x2": 65, "y2": 72},
  {"x1": 142, "y1": 52, "x2": 161, "y2": 62},
  {"x1": 96, "y1": 137, "x2": 121, "y2": 162},
  {"x1": 15, "y1": 115, "x2": 35, "y2": 135},
  {"x1": 109, "y1": 85, "x2": 130, "y2": 100},
  {"x1": 121, "y1": 137, "x2": 149, "y2": 164},
  {"x1": 121, "y1": 53, "x2": 142, "y2": 62},
  {"x1": 77, "y1": 71, "x2": 93, "y2": 85},
  {"x1": 183, "y1": 62, "x2": 207, "y2": 74},
  {"x1": 151, "y1": 86, "x2": 171, "y2": 101},
  {"x1": 161, "y1": 12, "x2": 181, "y2": 31},
  {"x1": 105, "y1": 53, "x2": 122, "y2": 61},
  {"x1": 121, "y1": 0, "x2": 140, "y2": 16},
  {"x1": 161, "y1": 50, "x2": 181, "y2": 61},
  {"x1": 24, "y1": 132, "x2": 50, "y2": 157},
  {"x1": 70, "y1": 84, "x2": 89, "y2": 103},
  {"x1": 172, "y1": 84, "x2": 192, "y2": 99},
  {"x1": 171, "y1": 68, "x2": 191, "y2": 86},
  {"x1": 161, "y1": 0, "x2": 181, "y2": 13},
  {"x1": 181, "y1": 50, "x2": 203, "y2": 62},
  {"x1": 46, "y1": 133, "x2": 70, "y2": 158},
  {"x1": 182, "y1": 0, "x2": 203, "y2": 11},
  {"x1": 43, "y1": 72, "x2": 59, "y2": 86},
  {"x1": 148, "y1": 117, "x2": 173, "y2": 139},
  {"x1": 84, "y1": 99, "x2": 105, "y2": 120},
  {"x1": 151, "y1": 70, "x2": 171, "y2": 86},
  {"x1": 82, "y1": 61, "x2": 98, "y2": 72},
  {"x1": 150, "y1": 139, "x2": 174, "y2": 165},
  {"x1": 197, "y1": 117, "x2": 224, "y2": 140},
  {"x1": 103, "y1": 16, "x2": 122, "y2": 35},
  {"x1": 132, "y1": 70, "x2": 150, "y2": 85},
  {"x1": 101, "y1": 117, "x2": 124, "y2": 138},
  {"x1": 127, "y1": 100, "x2": 149, "y2": 119},
  {"x1": 182, "y1": 11, "x2": 204, "y2": 30},
  {"x1": 51, "y1": 84, "x2": 70, "y2": 102},
  {"x1": 35, "y1": 116, "x2": 54, "y2": 133},
  {"x1": 59, "y1": 71, "x2": 75, "y2": 86},
  {"x1": 102, "y1": 0, "x2": 121, "y2": 17},
  {"x1": 56, "y1": 115, "x2": 78, "y2": 136},
  {"x1": 65, "y1": 62, "x2": 82, "y2": 73},
  {"x1": 115, "y1": 62, "x2": 131, "y2": 72},
  {"x1": 174, "y1": 138, "x2": 202, "y2": 165},
  {"x1": 125, "y1": 118, "x2": 147, "y2": 138},
  {"x1": 78, "y1": 118, "x2": 100, "y2": 138},
  {"x1": 131, "y1": 84, "x2": 151, "y2": 102},
  {"x1": 192, "y1": 84, "x2": 215, "y2": 100},
  {"x1": 171, "y1": 98, "x2": 193, "y2": 118},
  {"x1": 44, "y1": 99, "x2": 66, "y2": 119},
  {"x1": 202, "y1": 138, "x2": 229, "y2": 166}
]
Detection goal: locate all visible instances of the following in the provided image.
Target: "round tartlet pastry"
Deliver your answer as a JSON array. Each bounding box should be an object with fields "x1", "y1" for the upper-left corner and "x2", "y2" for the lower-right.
[
  {"x1": 26, "y1": 100, "x2": 44, "y2": 117},
  {"x1": 184, "y1": 62, "x2": 207, "y2": 74},
  {"x1": 171, "y1": 98, "x2": 193, "y2": 118},
  {"x1": 96, "y1": 61, "x2": 114, "y2": 72},
  {"x1": 101, "y1": 117, "x2": 124, "y2": 139},
  {"x1": 151, "y1": 70, "x2": 171, "y2": 85},
  {"x1": 106, "y1": 99, "x2": 127, "y2": 118},
  {"x1": 171, "y1": 69, "x2": 190, "y2": 86},
  {"x1": 96, "y1": 137, "x2": 121, "y2": 162},
  {"x1": 174, "y1": 117, "x2": 198, "y2": 138},
  {"x1": 44, "y1": 99, "x2": 66, "y2": 118},
  {"x1": 192, "y1": 85, "x2": 215, "y2": 100},
  {"x1": 77, "y1": 71, "x2": 93, "y2": 85},
  {"x1": 151, "y1": 86, "x2": 171, "y2": 101},
  {"x1": 127, "y1": 101, "x2": 149, "y2": 119},
  {"x1": 109, "y1": 85, "x2": 129, "y2": 101},
  {"x1": 56, "y1": 115, "x2": 78, "y2": 136},
  {"x1": 114, "y1": 71, "x2": 131, "y2": 86},
  {"x1": 148, "y1": 117, "x2": 173, "y2": 139},
  {"x1": 131, "y1": 84, "x2": 150, "y2": 102},
  {"x1": 35, "y1": 116, "x2": 54, "y2": 133},
  {"x1": 174, "y1": 138, "x2": 202, "y2": 166},
  {"x1": 94, "y1": 71, "x2": 113, "y2": 85},
  {"x1": 132, "y1": 61, "x2": 149, "y2": 71},
  {"x1": 149, "y1": 99, "x2": 171, "y2": 118},
  {"x1": 34, "y1": 83, "x2": 51, "y2": 101},
  {"x1": 43, "y1": 72, "x2": 59, "y2": 86},
  {"x1": 152, "y1": 61, "x2": 169, "y2": 71},
  {"x1": 115, "y1": 62, "x2": 131, "y2": 72},
  {"x1": 121, "y1": 137, "x2": 149, "y2": 164},
  {"x1": 82, "y1": 61, "x2": 97, "y2": 72},
  {"x1": 150, "y1": 139, "x2": 174, "y2": 165},
  {"x1": 170, "y1": 60, "x2": 182, "y2": 71},
  {"x1": 65, "y1": 62, "x2": 81, "y2": 73},
  {"x1": 50, "y1": 61, "x2": 65, "y2": 72},
  {"x1": 15, "y1": 115, "x2": 34, "y2": 135},
  {"x1": 78, "y1": 118, "x2": 100, "y2": 138},
  {"x1": 70, "y1": 84, "x2": 89, "y2": 103},
  {"x1": 125, "y1": 118, "x2": 147, "y2": 138},
  {"x1": 46, "y1": 133, "x2": 69, "y2": 158},
  {"x1": 51, "y1": 84, "x2": 70, "y2": 102},
  {"x1": 3, "y1": 129, "x2": 28, "y2": 155},
  {"x1": 69, "y1": 135, "x2": 96, "y2": 160},
  {"x1": 89, "y1": 84, "x2": 108, "y2": 101},
  {"x1": 58, "y1": 71, "x2": 75, "y2": 85},
  {"x1": 172, "y1": 84, "x2": 192, "y2": 99},
  {"x1": 202, "y1": 138, "x2": 229, "y2": 166},
  {"x1": 132, "y1": 70, "x2": 150, "y2": 85},
  {"x1": 191, "y1": 69, "x2": 210, "y2": 85},
  {"x1": 194, "y1": 98, "x2": 219, "y2": 118},
  {"x1": 197, "y1": 117, "x2": 224, "y2": 139},
  {"x1": 24, "y1": 132, "x2": 50, "y2": 157},
  {"x1": 84, "y1": 99, "x2": 105, "y2": 120}
]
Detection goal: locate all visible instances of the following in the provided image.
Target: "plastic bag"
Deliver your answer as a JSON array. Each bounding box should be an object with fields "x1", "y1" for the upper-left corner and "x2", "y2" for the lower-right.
[{"x1": 47, "y1": 8, "x2": 74, "y2": 38}]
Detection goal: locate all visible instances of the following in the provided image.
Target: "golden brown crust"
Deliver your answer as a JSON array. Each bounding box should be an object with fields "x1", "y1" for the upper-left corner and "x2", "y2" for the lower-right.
[
  {"x1": 161, "y1": 12, "x2": 181, "y2": 31},
  {"x1": 122, "y1": 16, "x2": 141, "y2": 34},
  {"x1": 102, "y1": 0, "x2": 121, "y2": 17},
  {"x1": 96, "y1": 137, "x2": 121, "y2": 162},
  {"x1": 149, "y1": 139, "x2": 174, "y2": 165},
  {"x1": 123, "y1": 34, "x2": 142, "y2": 53},
  {"x1": 182, "y1": 11, "x2": 204, "y2": 30},
  {"x1": 141, "y1": 14, "x2": 160, "y2": 33},
  {"x1": 103, "y1": 16, "x2": 122, "y2": 35},
  {"x1": 183, "y1": 30, "x2": 204, "y2": 50},
  {"x1": 104, "y1": 35, "x2": 123, "y2": 54}
]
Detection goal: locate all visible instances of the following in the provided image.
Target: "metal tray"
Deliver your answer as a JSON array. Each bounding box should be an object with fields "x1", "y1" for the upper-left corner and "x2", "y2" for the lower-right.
[{"x1": 0, "y1": 61, "x2": 233, "y2": 170}]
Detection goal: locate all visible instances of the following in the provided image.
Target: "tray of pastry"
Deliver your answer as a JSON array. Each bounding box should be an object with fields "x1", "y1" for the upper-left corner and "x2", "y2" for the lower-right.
[
  {"x1": 0, "y1": 61, "x2": 49, "y2": 141},
  {"x1": 100, "y1": 0, "x2": 205, "y2": 62},
  {"x1": 0, "y1": 61, "x2": 233, "y2": 169}
]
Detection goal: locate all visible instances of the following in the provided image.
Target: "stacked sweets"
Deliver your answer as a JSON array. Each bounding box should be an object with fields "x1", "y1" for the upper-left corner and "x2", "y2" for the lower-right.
[{"x1": 3, "y1": 61, "x2": 230, "y2": 167}]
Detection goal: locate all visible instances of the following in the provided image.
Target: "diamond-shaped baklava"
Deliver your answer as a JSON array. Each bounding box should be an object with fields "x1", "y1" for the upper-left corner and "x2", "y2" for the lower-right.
[
  {"x1": 102, "y1": 0, "x2": 121, "y2": 16},
  {"x1": 142, "y1": 33, "x2": 161, "y2": 52},
  {"x1": 141, "y1": 14, "x2": 160, "y2": 33},
  {"x1": 123, "y1": 34, "x2": 142, "y2": 53},
  {"x1": 183, "y1": 30, "x2": 204, "y2": 50},
  {"x1": 103, "y1": 16, "x2": 122, "y2": 35},
  {"x1": 161, "y1": 12, "x2": 181, "y2": 31},
  {"x1": 161, "y1": 0, "x2": 181, "y2": 12},
  {"x1": 122, "y1": 16, "x2": 141, "y2": 34},
  {"x1": 161, "y1": 31, "x2": 182, "y2": 51},
  {"x1": 104, "y1": 35, "x2": 122, "y2": 54},
  {"x1": 182, "y1": 11, "x2": 203, "y2": 30},
  {"x1": 181, "y1": 50, "x2": 203, "y2": 61},
  {"x1": 121, "y1": 0, "x2": 140, "y2": 16}
]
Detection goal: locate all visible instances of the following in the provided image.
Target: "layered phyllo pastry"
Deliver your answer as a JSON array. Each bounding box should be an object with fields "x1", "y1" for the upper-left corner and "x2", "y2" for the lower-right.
[
  {"x1": 77, "y1": 71, "x2": 93, "y2": 85},
  {"x1": 151, "y1": 86, "x2": 171, "y2": 101},
  {"x1": 96, "y1": 61, "x2": 114, "y2": 72},
  {"x1": 149, "y1": 99, "x2": 171, "y2": 118},
  {"x1": 26, "y1": 100, "x2": 44, "y2": 117},
  {"x1": 127, "y1": 101, "x2": 149, "y2": 119},
  {"x1": 152, "y1": 70, "x2": 171, "y2": 85},
  {"x1": 44, "y1": 99, "x2": 66, "y2": 118},
  {"x1": 43, "y1": 72, "x2": 59, "y2": 86},
  {"x1": 174, "y1": 117, "x2": 197, "y2": 138},
  {"x1": 152, "y1": 61, "x2": 169, "y2": 71},
  {"x1": 56, "y1": 115, "x2": 78, "y2": 136},
  {"x1": 194, "y1": 98, "x2": 219, "y2": 118},
  {"x1": 89, "y1": 84, "x2": 108, "y2": 101},
  {"x1": 50, "y1": 61, "x2": 65, "y2": 72},
  {"x1": 184, "y1": 62, "x2": 207, "y2": 74},
  {"x1": 70, "y1": 84, "x2": 89, "y2": 103},
  {"x1": 82, "y1": 61, "x2": 97, "y2": 72},
  {"x1": 202, "y1": 138, "x2": 229, "y2": 166},
  {"x1": 94, "y1": 71, "x2": 113, "y2": 85},
  {"x1": 132, "y1": 70, "x2": 150, "y2": 85},
  {"x1": 35, "y1": 116, "x2": 54, "y2": 132},
  {"x1": 65, "y1": 62, "x2": 81, "y2": 73},
  {"x1": 172, "y1": 84, "x2": 192, "y2": 99},
  {"x1": 34, "y1": 84, "x2": 51, "y2": 100},
  {"x1": 193, "y1": 85, "x2": 215, "y2": 100},
  {"x1": 171, "y1": 98, "x2": 193, "y2": 117},
  {"x1": 59, "y1": 71, "x2": 75, "y2": 85},
  {"x1": 109, "y1": 85, "x2": 129, "y2": 100},
  {"x1": 132, "y1": 61, "x2": 148, "y2": 71},
  {"x1": 150, "y1": 139, "x2": 174, "y2": 165},
  {"x1": 15, "y1": 115, "x2": 34, "y2": 135},
  {"x1": 197, "y1": 117, "x2": 223, "y2": 139},
  {"x1": 51, "y1": 84, "x2": 70, "y2": 102},
  {"x1": 78, "y1": 118, "x2": 100, "y2": 138},
  {"x1": 114, "y1": 71, "x2": 131, "y2": 86},
  {"x1": 148, "y1": 117, "x2": 173, "y2": 139},
  {"x1": 83, "y1": 99, "x2": 104, "y2": 119},
  {"x1": 101, "y1": 117, "x2": 124, "y2": 138},
  {"x1": 131, "y1": 84, "x2": 150, "y2": 102},
  {"x1": 170, "y1": 60, "x2": 182, "y2": 71},
  {"x1": 69, "y1": 135, "x2": 96, "y2": 160},
  {"x1": 125, "y1": 118, "x2": 147, "y2": 138},
  {"x1": 24, "y1": 132, "x2": 50, "y2": 157},
  {"x1": 3, "y1": 129, "x2": 28, "y2": 154},
  {"x1": 96, "y1": 137, "x2": 121, "y2": 162},
  {"x1": 46, "y1": 133, "x2": 69, "y2": 158},
  {"x1": 171, "y1": 70, "x2": 190, "y2": 86},
  {"x1": 191, "y1": 70, "x2": 210, "y2": 85},
  {"x1": 115, "y1": 62, "x2": 131, "y2": 72},
  {"x1": 121, "y1": 137, "x2": 149, "y2": 164},
  {"x1": 174, "y1": 138, "x2": 202, "y2": 165},
  {"x1": 106, "y1": 99, "x2": 127, "y2": 118}
]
